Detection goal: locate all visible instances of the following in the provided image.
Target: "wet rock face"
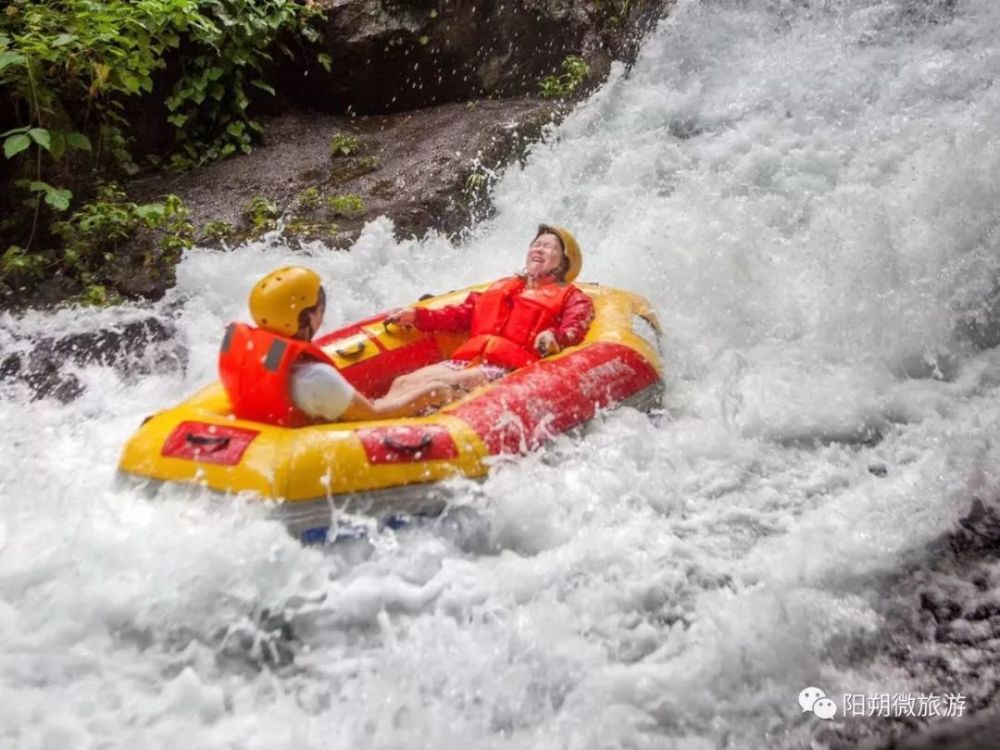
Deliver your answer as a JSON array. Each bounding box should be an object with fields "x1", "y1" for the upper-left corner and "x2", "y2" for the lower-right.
[
  {"x1": 130, "y1": 98, "x2": 562, "y2": 250},
  {"x1": 0, "y1": 317, "x2": 187, "y2": 402},
  {"x1": 283, "y1": 0, "x2": 662, "y2": 113},
  {"x1": 817, "y1": 498, "x2": 1000, "y2": 750}
]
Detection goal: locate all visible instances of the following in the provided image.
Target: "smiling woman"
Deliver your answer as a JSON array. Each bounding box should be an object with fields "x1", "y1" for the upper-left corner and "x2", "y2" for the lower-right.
[{"x1": 380, "y1": 224, "x2": 593, "y2": 400}]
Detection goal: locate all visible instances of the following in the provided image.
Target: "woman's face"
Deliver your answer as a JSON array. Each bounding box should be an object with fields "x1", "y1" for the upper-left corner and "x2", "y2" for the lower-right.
[{"x1": 525, "y1": 233, "x2": 565, "y2": 277}]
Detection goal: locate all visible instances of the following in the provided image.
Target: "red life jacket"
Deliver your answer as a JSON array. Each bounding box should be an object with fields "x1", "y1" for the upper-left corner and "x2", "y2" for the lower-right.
[
  {"x1": 451, "y1": 276, "x2": 576, "y2": 370},
  {"x1": 218, "y1": 323, "x2": 338, "y2": 427}
]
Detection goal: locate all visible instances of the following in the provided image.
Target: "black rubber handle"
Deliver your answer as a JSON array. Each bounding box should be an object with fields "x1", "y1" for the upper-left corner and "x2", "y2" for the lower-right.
[
  {"x1": 335, "y1": 340, "x2": 366, "y2": 357},
  {"x1": 383, "y1": 433, "x2": 433, "y2": 451},
  {"x1": 185, "y1": 433, "x2": 231, "y2": 452}
]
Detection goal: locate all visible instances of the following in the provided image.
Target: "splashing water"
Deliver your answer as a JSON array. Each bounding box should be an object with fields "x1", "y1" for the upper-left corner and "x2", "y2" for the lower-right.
[{"x1": 4, "y1": 0, "x2": 1000, "y2": 747}]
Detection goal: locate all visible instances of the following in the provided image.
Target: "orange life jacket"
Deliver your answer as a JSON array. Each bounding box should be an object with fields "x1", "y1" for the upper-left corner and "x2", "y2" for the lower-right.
[
  {"x1": 218, "y1": 323, "x2": 338, "y2": 427},
  {"x1": 451, "y1": 276, "x2": 576, "y2": 370}
]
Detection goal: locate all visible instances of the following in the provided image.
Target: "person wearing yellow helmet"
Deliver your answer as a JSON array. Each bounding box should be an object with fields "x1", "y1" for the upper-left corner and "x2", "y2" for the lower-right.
[
  {"x1": 382, "y1": 224, "x2": 594, "y2": 398},
  {"x1": 219, "y1": 266, "x2": 454, "y2": 426}
]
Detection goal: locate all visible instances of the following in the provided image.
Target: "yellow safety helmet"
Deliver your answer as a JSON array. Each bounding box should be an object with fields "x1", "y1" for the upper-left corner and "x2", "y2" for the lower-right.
[
  {"x1": 537, "y1": 224, "x2": 582, "y2": 282},
  {"x1": 248, "y1": 266, "x2": 323, "y2": 335}
]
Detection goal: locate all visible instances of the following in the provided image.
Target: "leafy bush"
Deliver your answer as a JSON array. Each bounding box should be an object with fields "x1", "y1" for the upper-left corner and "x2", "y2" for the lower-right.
[
  {"x1": 326, "y1": 194, "x2": 365, "y2": 218},
  {"x1": 0, "y1": 183, "x2": 194, "y2": 303},
  {"x1": 0, "y1": 0, "x2": 326, "y2": 302},
  {"x1": 244, "y1": 196, "x2": 281, "y2": 234},
  {"x1": 329, "y1": 134, "x2": 362, "y2": 158},
  {"x1": 297, "y1": 187, "x2": 322, "y2": 210},
  {"x1": 538, "y1": 55, "x2": 591, "y2": 99},
  {"x1": 52, "y1": 183, "x2": 194, "y2": 275}
]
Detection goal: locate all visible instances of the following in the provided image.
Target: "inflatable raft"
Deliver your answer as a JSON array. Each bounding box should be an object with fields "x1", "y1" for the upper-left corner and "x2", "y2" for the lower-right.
[{"x1": 117, "y1": 283, "x2": 664, "y2": 540}]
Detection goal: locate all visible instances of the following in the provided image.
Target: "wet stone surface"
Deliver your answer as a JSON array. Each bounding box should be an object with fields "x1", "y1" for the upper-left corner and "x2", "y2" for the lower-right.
[
  {"x1": 0, "y1": 316, "x2": 187, "y2": 402},
  {"x1": 818, "y1": 498, "x2": 1000, "y2": 749}
]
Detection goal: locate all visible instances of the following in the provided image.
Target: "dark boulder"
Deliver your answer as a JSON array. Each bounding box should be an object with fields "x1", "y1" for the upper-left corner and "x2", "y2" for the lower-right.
[
  {"x1": 0, "y1": 316, "x2": 187, "y2": 402},
  {"x1": 279, "y1": 0, "x2": 666, "y2": 114}
]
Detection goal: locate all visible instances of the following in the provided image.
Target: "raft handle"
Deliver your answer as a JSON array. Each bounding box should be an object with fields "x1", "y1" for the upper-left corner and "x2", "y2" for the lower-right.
[
  {"x1": 185, "y1": 433, "x2": 231, "y2": 452},
  {"x1": 335, "y1": 340, "x2": 366, "y2": 358},
  {"x1": 383, "y1": 432, "x2": 433, "y2": 452}
]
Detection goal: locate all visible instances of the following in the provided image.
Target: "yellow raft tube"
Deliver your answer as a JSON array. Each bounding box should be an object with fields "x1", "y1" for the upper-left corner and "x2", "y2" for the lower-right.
[{"x1": 118, "y1": 283, "x2": 664, "y2": 540}]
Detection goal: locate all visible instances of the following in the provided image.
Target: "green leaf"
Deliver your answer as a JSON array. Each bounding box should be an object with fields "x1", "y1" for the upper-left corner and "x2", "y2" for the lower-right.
[
  {"x1": 47, "y1": 189, "x2": 72, "y2": 211},
  {"x1": 0, "y1": 126, "x2": 30, "y2": 138},
  {"x1": 4, "y1": 134, "x2": 31, "y2": 159},
  {"x1": 134, "y1": 204, "x2": 166, "y2": 221},
  {"x1": 66, "y1": 132, "x2": 92, "y2": 152},
  {"x1": 28, "y1": 129, "x2": 52, "y2": 152},
  {"x1": 317, "y1": 53, "x2": 332, "y2": 73},
  {"x1": 0, "y1": 51, "x2": 25, "y2": 73},
  {"x1": 123, "y1": 74, "x2": 141, "y2": 94},
  {"x1": 226, "y1": 121, "x2": 246, "y2": 137},
  {"x1": 167, "y1": 113, "x2": 188, "y2": 128},
  {"x1": 28, "y1": 182, "x2": 72, "y2": 211},
  {"x1": 251, "y1": 79, "x2": 275, "y2": 96},
  {"x1": 52, "y1": 33, "x2": 78, "y2": 47},
  {"x1": 49, "y1": 131, "x2": 66, "y2": 161}
]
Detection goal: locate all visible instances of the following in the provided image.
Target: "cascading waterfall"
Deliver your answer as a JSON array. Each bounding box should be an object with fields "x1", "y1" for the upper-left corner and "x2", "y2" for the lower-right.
[{"x1": 3, "y1": 0, "x2": 1000, "y2": 747}]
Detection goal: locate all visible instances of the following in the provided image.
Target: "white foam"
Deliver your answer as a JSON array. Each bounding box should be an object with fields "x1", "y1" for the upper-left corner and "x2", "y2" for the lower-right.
[{"x1": 4, "y1": 0, "x2": 1000, "y2": 746}]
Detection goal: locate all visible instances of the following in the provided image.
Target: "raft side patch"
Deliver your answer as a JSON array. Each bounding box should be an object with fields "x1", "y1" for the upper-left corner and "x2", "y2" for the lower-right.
[
  {"x1": 161, "y1": 421, "x2": 260, "y2": 465},
  {"x1": 356, "y1": 424, "x2": 459, "y2": 464}
]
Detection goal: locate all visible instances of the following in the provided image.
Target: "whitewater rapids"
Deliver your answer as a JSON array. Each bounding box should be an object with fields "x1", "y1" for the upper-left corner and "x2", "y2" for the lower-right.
[{"x1": 3, "y1": 0, "x2": 1000, "y2": 747}]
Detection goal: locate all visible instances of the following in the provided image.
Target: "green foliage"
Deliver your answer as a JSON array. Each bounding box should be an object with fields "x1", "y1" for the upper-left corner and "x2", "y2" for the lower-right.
[
  {"x1": 52, "y1": 184, "x2": 194, "y2": 273},
  {"x1": 200, "y1": 220, "x2": 235, "y2": 243},
  {"x1": 297, "y1": 187, "x2": 322, "y2": 210},
  {"x1": 0, "y1": 0, "x2": 327, "y2": 300},
  {"x1": 326, "y1": 194, "x2": 365, "y2": 218},
  {"x1": 329, "y1": 153, "x2": 382, "y2": 183},
  {"x1": 538, "y1": 55, "x2": 591, "y2": 99},
  {"x1": 329, "y1": 134, "x2": 362, "y2": 158},
  {"x1": 465, "y1": 171, "x2": 488, "y2": 194},
  {"x1": 355, "y1": 155, "x2": 381, "y2": 172},
  {"x1": 594, "y1": 0, "x2": 635, "y2": 26},
  {"x1": 77, "y1": 283, "x2": 120, "y2": 307},
  {"x1": 1, "y1": 244, "x2": 46, "y2": 283},
  {"x1": 163, "y1": 0, "x2": 326, "y2": 169},
  {"x1": 2, "y1": 0, "x2": 325, "y2": 171},
  {"x1": 285, "y1": 219, "x2": 337, "y2": 240},
  {"x1": 244, "y1": 196, "x2": 281, "y2": 234}
]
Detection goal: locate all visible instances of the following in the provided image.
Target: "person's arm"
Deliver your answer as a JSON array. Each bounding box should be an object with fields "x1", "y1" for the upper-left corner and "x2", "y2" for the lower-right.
[
  {"x1": 533, "y1": 288, "x2": 595, "y2": 355},
  {"x1": 553, "y1": 288, "x2": 595, "y2": 347},
  {"x1": 387, "y1": 292, "x2": 480, "y2": 333},
  {"x1": 293, "y1": 362, "x2": 454, "y2": 421},
  {"x1": 340, "y1": 382, "x2": 454, "y2": 420}
]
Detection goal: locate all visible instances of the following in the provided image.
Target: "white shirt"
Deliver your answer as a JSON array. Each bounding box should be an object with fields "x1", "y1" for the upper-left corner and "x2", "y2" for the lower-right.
[{"x1": 290, "y1": 362, "x2": 356, "y2": 421}]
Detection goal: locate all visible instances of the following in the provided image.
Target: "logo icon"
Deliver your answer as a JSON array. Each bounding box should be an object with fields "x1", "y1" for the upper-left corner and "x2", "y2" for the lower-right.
[{"x1": 799, "y1": 687, "x2": 837, "y2": 720}]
